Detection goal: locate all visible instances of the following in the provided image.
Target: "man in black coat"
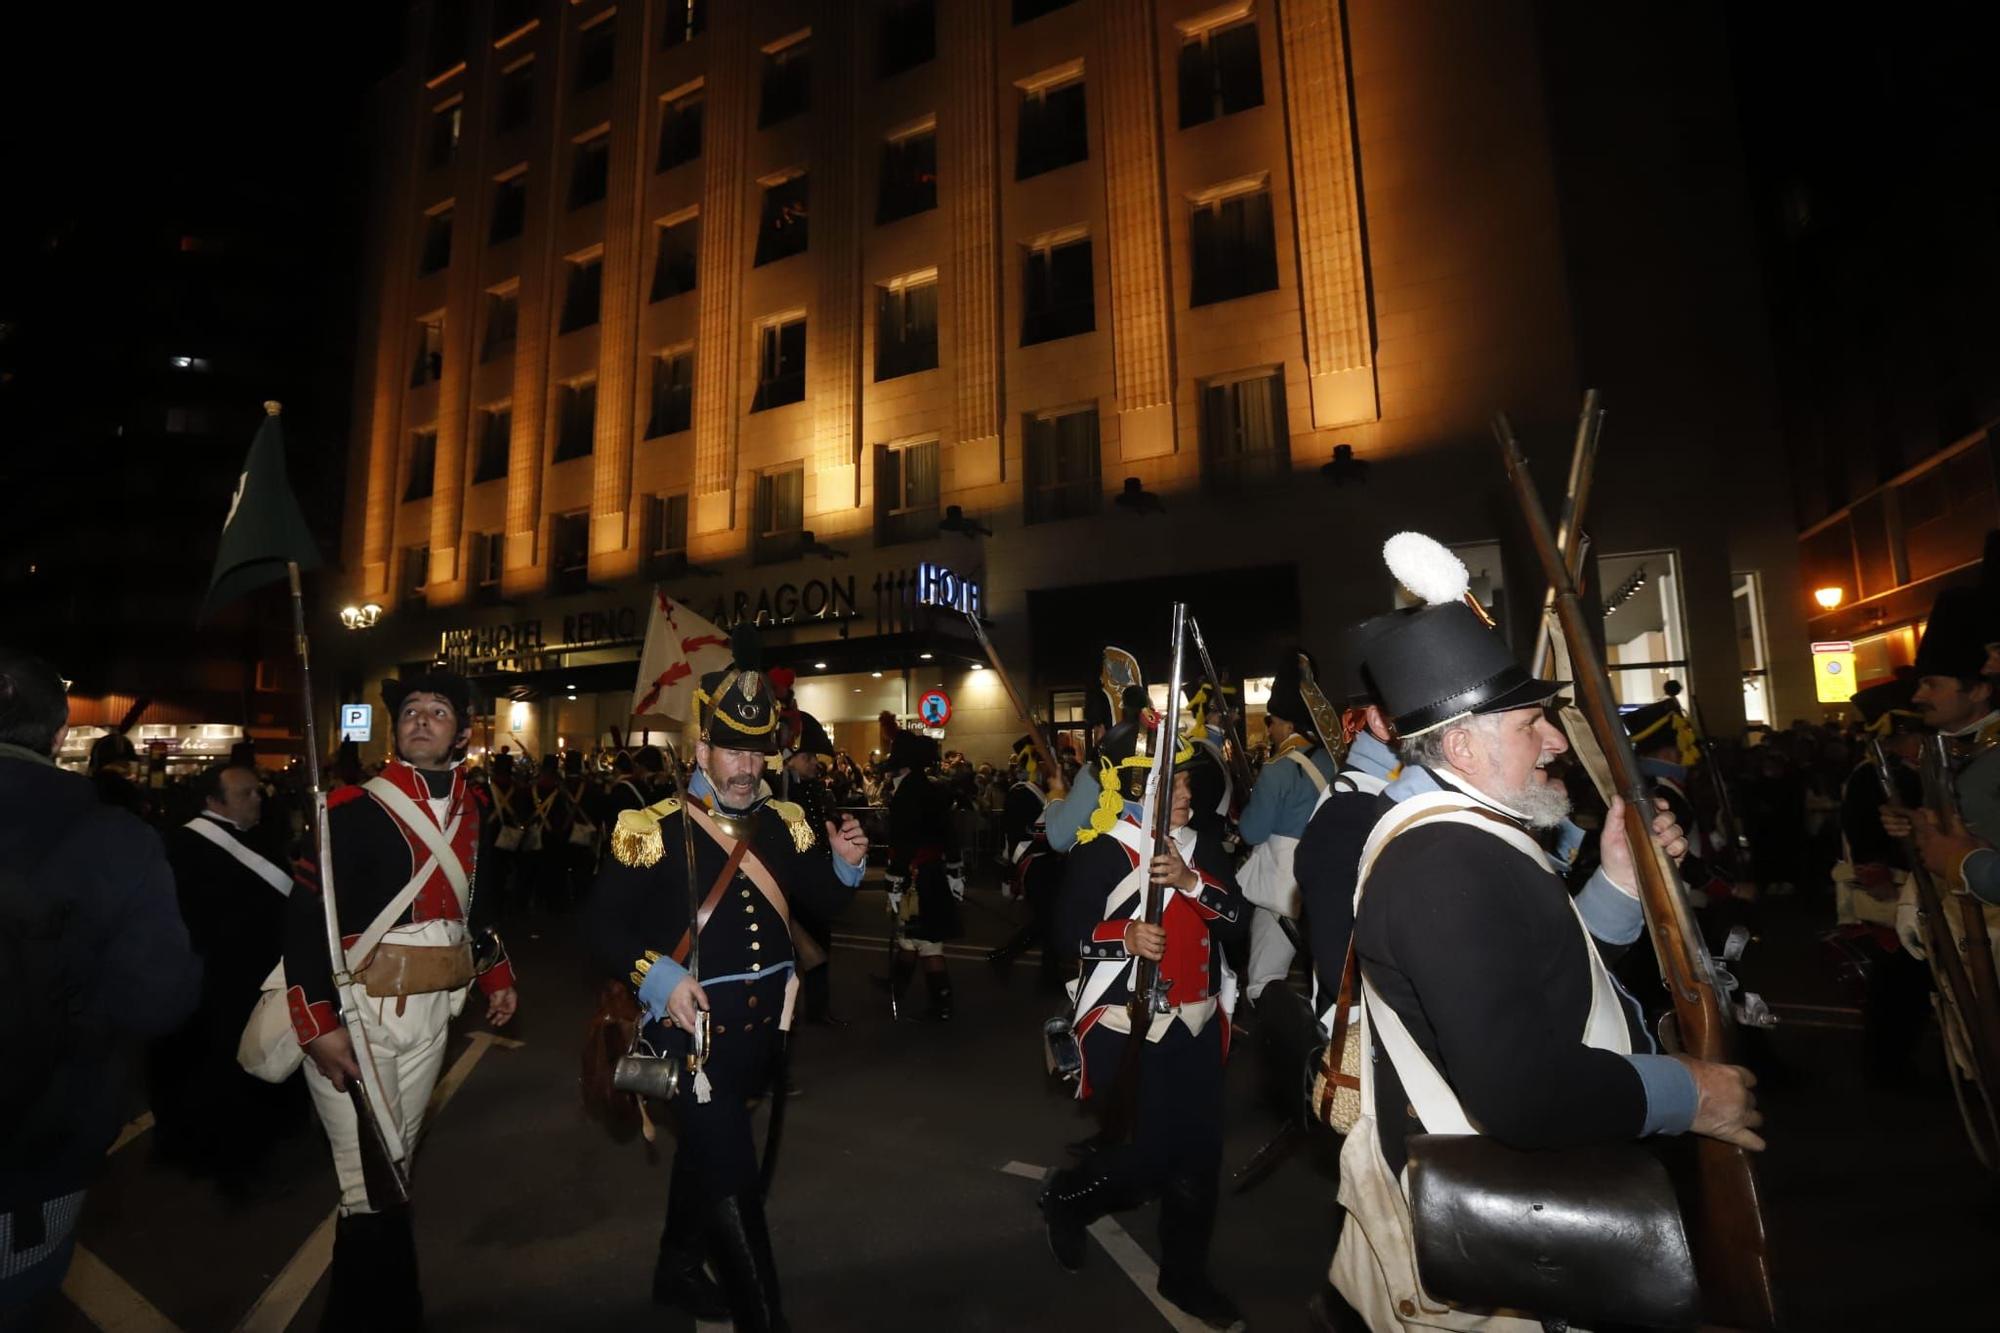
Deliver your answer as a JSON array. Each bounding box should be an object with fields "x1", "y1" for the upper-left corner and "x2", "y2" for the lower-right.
[
  {"x1": 987, "y1": 732, "x2": 1067, "y2": 982},
  {"x1": 882, "y1": 725, "x2": 959, "y2": 1019},
  {"x1": 0, "y1": 649, "x2": 200, "y2": 1317},
  {"x1": 588, "y1": 646, "x2": 866, "y2": 1332}
]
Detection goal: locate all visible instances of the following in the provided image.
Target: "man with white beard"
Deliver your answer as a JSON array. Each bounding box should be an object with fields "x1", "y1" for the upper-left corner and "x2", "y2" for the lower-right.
[{"x1": 1322, "y1": 595, "x2": 1764, "y2": 1333}]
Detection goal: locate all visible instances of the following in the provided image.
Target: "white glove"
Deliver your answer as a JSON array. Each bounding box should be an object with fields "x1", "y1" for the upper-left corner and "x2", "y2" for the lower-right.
[
  {"x1": 885, "y1": 874, "x2": 907, "y2": 916},
  {"x1": 946, "y1": 861, "x2": 967, "y2": 902},
  {"x1": 1896, "y1": 900, "x2": 1928, "y2": 960}
]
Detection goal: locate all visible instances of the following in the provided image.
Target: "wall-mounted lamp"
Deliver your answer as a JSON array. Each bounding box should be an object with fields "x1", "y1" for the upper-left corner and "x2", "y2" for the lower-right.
[
  {"x1": 339, "y1": 603, "x2": 384, "y2": 630},
  {"x1": 1814, "y1": 586, "x2": 1845, "y2": 610}
]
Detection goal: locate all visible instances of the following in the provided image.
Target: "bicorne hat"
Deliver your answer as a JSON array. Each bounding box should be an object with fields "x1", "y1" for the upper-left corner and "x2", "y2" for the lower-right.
[
  {"x1": 887, "y1": 726, "x2": 940, "y2": 774},
  {"x1": 1362, "y1": 602, "x2": 1566, "y2": 738},
  {"x1": 1266, "y1": 649, "x2": 1318, "y2": 736},
  {"x1": 1623, "y1": 698, "x2": 1700, "y2": 766}
]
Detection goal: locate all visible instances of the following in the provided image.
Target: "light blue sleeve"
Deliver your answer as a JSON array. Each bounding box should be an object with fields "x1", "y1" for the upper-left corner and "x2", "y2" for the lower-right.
[
  {"x1": 637, "y1": 955, "x2": 690, "y2": 1021},
  {"x1": 1624, "y1": 1052, "x2": 1698, "y2": 1136},
  {"x1": 1550, "y1": 817, "x2": 1587, "y2": 872},
  {"x1": 1574, "y1": 868, "x2": 1645, "y2": 945},
  {"x1": 1043, "y1": 765, "x2": 1100, "y2": 852},
  {"x1": 832, "y1": 853, "x2": 866, "y2": 888},
  {"x1": 1238, "y1": 760, "x2": 1301, "y2": 846}
]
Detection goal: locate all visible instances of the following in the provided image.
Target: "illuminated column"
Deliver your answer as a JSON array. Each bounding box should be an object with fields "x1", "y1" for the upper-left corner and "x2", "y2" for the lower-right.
[
  {"x1": 1277, "y1": 0, "x2": 1377, "y2": 428},
  {"x1": 810, "y1": 3, "x2": 863, "y2": 511},
  {"x1": 588, "y1": 3, "x2": 650, "y2": 580},
  {"x1": 939, "y1": 0, "x2": 1003, "y2": 486},
  {"x1": 691, "y1": 2, "x2": 752, "y2": 534},
  {"x1": 1099, "y1": 0, "x2": 1178, "y2": 463}
]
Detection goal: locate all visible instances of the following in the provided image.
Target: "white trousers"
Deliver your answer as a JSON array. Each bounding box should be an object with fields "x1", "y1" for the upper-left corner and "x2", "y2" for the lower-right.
[
  {"x1": 1245, "y1": 906, "x2": 1296, "y2": 1002},
  {"x1": 303, "y1": 986, "x2": 456, "y2": 1214}
]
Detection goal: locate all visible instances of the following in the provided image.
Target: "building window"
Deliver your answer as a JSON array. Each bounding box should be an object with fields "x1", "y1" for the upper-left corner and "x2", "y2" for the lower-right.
[
  {"x1": 1021, "y1": 231, "x2": 1093, "y2": 346},
  {"x1": 411, "y1": 315, "x2": 445, "y2": 387},
  {"x1": 1016, "y1": 67, "x2": 1087, "y2": 179},
  {"x1": 497, "y1": 57, "x2": 535, "y2": 133},
  {"x1": 428, "y1": 100, "x2": 463, "y2": 169},
  {"x1": 754, "y1": 465, "x2": 806, "y2": 564},
  {"x1": 661, "y1": 0, "x2": 706, "y2": 48},
  {"x1": 877, "y1": 124, "x2": 937, "y2": 224},
  {"x1": 753, "y1": 172, "x2": 809, "y2": 266},
  {"x1": 1023, "y1": 405, "x2": 1100, "y2": 524},
  {"x1": 878, "y1": 0, "x2": 934, "y2": 78},
  {"x1": 758, "y1": 35, "x2": 811, "y2": 128},
  {"x1": 554, "y1": 379, "x2": 597, "y2": 461},
  {"x1": 482, "y1": 287, "x2": 519, "y2": 362},
  {"x1": 1178, "y1": 14, "x2": 1263, "y2": 128},
  {"x1": 1600, "y1": 550, "x2": 1688, "y2": 706},
  {"x1": 402, "y1": 544, "x2": 432, "y2": 600},
  {"x1": 164, "y1": 406, "x2": 215, "y2": 435},
  {"x1": 493, "y1": 0, "x2": 534, "y2": 38},
  {"x1": 473, "y1": 406, "x2": 512, "y2": 483},
  {"x1": 648, "y1": 493, "x2": 690, "y2": 572},
  {"x1": 1013, "y1": 0, "x2": 1077, "y2": 22},
  {"x1": 405, "y1": 428, "x2": 438, "y2": 501},
  {"x1": 650, "y1": 212, "x2": 698, "y2": 301},
  {"x1": 559, "y1": 252, "x2": 603, "y2": 333},
  {"x1": 646, "y1": 346, "x2": 695, "y2": 437},
  {"x1": 752, "y1": 315, "x2": 807, "y2": 412},
  {"x1": 419, "y1": 207, "x2": 453, "y2": 274},
  {"x1": 1189, "y1": 182, "x2": 1278, "y2": 306},
  {"x1": 657, "y1": 87, "x2": 703, "y2": 171},
  {"x1": 569, "y1": 131, "x2": 610, "y2": 208},
  {"x1": 489, "y1": 170, "x2": 527, "y2": 243},
  {"x1": 576, "y1": 14, "x2": 615, "y2": 93},
  {"x1": 550, "y1": 511, "x2": 590, "y2": 593},
  {"x1": 876, "y1": 439, "x2": 940, "y2": 545},
  {"x1": 1198, "y1": 369, "x2": 1288, "y2": 491},
  {"x1": 426, "y1": 0, "x2": 469, "y2": 76},
  {"x1": 876, "y1": 270, "x2": 939, "y2": 381},
  {"x1": 471, "y1": 531, "x2": 504, "y2": 599}
]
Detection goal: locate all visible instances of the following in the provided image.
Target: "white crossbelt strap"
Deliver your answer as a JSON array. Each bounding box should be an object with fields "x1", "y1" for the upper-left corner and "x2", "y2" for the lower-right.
[
  {"x1": 363, "y1": 776, "x2": 470, "y2": 913},
  {"x1": 1284, "y1": 746, "x2": 1330, "y2": 794},
  {"x1": 184, "y1": 814, "x2": 292, "y2": 896}
]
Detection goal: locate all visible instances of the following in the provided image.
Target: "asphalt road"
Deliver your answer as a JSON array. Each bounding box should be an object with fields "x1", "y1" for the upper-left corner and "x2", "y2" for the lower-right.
[{"x1": 42, "y1": 876, "x2": 2000, "y2": 1332}]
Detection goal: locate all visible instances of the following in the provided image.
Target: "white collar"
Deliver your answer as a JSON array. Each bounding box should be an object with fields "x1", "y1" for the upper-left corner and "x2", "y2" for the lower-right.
[{"x1": 1948, "y1": 710, "x2": 2000, "y2": 738}]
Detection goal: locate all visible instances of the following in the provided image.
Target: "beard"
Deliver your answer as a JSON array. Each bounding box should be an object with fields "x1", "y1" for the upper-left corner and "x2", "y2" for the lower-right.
[{"x1": 1492, "y1": 772, "x2": 1573, "y2": 829}]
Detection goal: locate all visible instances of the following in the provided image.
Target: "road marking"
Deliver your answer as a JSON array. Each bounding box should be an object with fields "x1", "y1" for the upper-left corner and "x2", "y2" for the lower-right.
[
  {"x1": 229, "y1": 1030, "x2": 521, "y2": 1333},
  {"x1": 999, "y1": 1163, "x2": 1241, "y2": 1333},
  {"x1": 62, "y1": 1245, "x2": 182, "y2": 1333},
  {"x1": 107, "y1": 1112, "x2": 155, "y2": 1156}
]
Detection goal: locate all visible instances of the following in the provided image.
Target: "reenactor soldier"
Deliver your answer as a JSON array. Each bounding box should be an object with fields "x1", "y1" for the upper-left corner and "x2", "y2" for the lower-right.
[
  {"x1": 773, "y1": 670, "x2": 843, "y2": 1024},
  {"x1": 1238, "y1": 652, "x2": 1337, "y2": 1007},
  {"x1": 987, "y1": 732, "x2": 1067, "y2": 983},
  {"x1": 882, "y1": 724, "x2": 961, "y2": 1019},
  {"x1": 586, "y1": 639, "x2": 867, "y2": 1330}
]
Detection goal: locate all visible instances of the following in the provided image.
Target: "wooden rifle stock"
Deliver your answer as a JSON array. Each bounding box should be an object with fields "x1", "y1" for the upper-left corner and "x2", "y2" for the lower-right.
[{"x1": 1496, "y1": 416, "x2": 1777, "y2": 1330}]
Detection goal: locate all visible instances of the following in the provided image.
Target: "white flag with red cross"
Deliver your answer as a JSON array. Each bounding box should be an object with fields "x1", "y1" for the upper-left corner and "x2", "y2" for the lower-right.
[{"x1": 630, "y1": 590, "x2": 733, "y2": 726}]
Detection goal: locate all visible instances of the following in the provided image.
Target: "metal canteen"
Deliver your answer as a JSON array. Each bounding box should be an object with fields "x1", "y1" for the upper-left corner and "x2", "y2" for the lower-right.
[{"x1": 612, "y1": 1052, "x2": 681, "y2": 1101}]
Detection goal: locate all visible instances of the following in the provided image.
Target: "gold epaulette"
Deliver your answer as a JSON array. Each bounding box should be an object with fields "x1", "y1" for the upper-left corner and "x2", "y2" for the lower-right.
[
  {"x1": 766, "y1": 798, "x2": 816, "y2": 852},
  {"x1": 611, "y1": 798, "x2": 683, "y2": 868}
]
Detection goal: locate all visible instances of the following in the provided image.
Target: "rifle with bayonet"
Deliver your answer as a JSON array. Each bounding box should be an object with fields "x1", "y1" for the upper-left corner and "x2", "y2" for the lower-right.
[
  {"x1": 1497, "y1": 414, "x2": 1777, "y2": 1331},
  {"x1": 1186, "y1": 614, "x2": 1255, "y2": 800},
  {"x1": 964, "y1": 611, "x2": 1067, "y2": 794}
]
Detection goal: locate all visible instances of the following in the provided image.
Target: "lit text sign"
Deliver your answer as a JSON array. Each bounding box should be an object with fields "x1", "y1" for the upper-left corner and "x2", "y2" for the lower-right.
[
  {"x1": 916, "y1": 562, "x2": 982, "y2": 617},
  {"x1": 1811, "y1": 640, "x2": 1857, "y2": 705}
]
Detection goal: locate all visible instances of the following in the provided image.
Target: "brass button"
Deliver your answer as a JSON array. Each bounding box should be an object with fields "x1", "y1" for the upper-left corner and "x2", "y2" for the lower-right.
[
  {"x1": 749, "y1": 923, "x2": 760, "y2": 932},
  {"x1": 745, "y1": 904, "x2": 756, "y2": 914},
  {"x1": 751, "y1": 942, "x2": 761, "y2": 951},
  {"x1": 750, "y1": 963, "x2": 761, "y2": 971},
  {"x1": 747, "y1": 995, "x2": 760, "y2": 1009},
  {"x1": 740, "y1": 888, "x2": 751, "y2": 898},
  {"x1": 1398, "y1": 1300, "x2": 1417, "y2": 1319},
  {"x1": 714, "y1": 1024, "x2": 726, "y2": 1035},
  {"x1": 763, "y1": 1016, "x2": 774, "y2": 1026}
]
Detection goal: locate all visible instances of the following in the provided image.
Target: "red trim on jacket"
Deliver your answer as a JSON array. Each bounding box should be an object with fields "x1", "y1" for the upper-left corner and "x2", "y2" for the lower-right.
[
  {"x1": 478, "y1": 957, "x2": 517, "y2": 993},
  {"x1": 288, "y1": 986, "x2": 340, "y2": 1045}
]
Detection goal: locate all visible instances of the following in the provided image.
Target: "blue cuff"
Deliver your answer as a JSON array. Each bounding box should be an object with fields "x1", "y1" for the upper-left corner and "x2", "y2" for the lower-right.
[
  {"x1": 1964, "y1": 847, "x2": 2000, "y2": 906},
  {"x1": 833, "y1": 853, "x2": 866, "y2": 888},
  {"x1": 1576, "y1": 868, "x2": 1645, "y2": 945},
  {"x1": 1626, "y1": 1052, "x2": 1697, "y2": 1136},
  {"x1": 636, "y1": 955, "x2": 690, "y2": 1022},
  {"x1": 1551, "y1": 817, "x2": 1587, "y2": 870}
]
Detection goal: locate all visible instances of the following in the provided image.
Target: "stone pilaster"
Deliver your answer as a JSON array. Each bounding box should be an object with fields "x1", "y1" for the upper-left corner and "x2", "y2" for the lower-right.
[
  {"x1": 809, "y1": 2, "x2": 862, "y2": 511},
  {"x1": 939, "y1": 0, "x2": 1003, "y2": 486},
  {"x1": 1098, "y1": 0, "x2": 1177, "y2": 462},
  {"x1": 588, "y1": 3, "x2": 650, "y2": 578},
  {"x1": 502, "y1": 15, "x2": 563, "y2": 591},
  {"x1": 691, "y1": 2, "x2": 751, "y2": 534}
]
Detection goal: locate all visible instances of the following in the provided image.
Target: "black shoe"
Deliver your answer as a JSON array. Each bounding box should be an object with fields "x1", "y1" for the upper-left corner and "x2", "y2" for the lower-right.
[
  {"x1": 1037, "y1": 1167, "x2": 1093, "y2": 1272},
  {"x1": 1157, "y1": 1272, "x2": 1242, "y2": 1329},
  {"x1": 653, "y1": 1253, "x2": 730, "y2": 1320},
  {"x1": 987, "y1": 928, "x2": 1033, "y2": 966},
  {"x1": 707, "y1": 1191, "x2": 788, "y2": 1333}
]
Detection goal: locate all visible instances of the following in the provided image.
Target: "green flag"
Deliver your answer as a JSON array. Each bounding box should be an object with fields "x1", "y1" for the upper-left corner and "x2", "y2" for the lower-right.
[{"x1": 201, "y1": 402, "x2": 321, "y2": 620}]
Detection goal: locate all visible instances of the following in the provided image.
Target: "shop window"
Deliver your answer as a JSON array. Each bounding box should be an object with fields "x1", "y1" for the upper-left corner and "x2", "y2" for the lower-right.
[
  {"x1": 419, "y1": 207, "x2": 453, "y2": 274},
  {"x1": 1013, "y1": 0, "x2": 1077, "y2": 23},
  {"x1": 662, "y1": 0, "x2": 706, "y2": 48},
  {"x1": 550, "y1": 511, "x2": 590, "y2": 593},
  {"x1": 489, "y1": 169, "x2": 528, "y2": 243},
  {"x1": 569, "y1": 130, "x2": 610, "y2": 209},
  {"x1": 657, "y1": 87, "x2": 703, "y2": 172},
  {"x1": 405, "y1": 429, "x2": 437, "y2": 502},
  {"x1": 559, "y1": 252, "x2": 603, "y2": 333},
  {"x1": 876, "y1": 439, "x2": 940, "y2": 546},
  {"x1": 497, "y1": 57, "x2": 535, "y2": 133},
  {"x1": 648, "y1": 493, "x2": 690, "y2": 575},
  {"x1": 1734, "y1": 572, "x2": 1770, "y2": 727},
  {"x1": 754, "y1": 172, "x2": 810, "y2": 266},
  {"x1": 1016, "y1": 67, "x2": 1087, "y2": 180},
  {"x1": 1021, "y1": 231, "x2": 1093, "y2": 346},
  {"x1": 1599, "y1": 549, "x2": 1687, "y2": 706},
  {"x1": 482, "y1": 287, "x2": 519, "y2": 362},
  {"x1": 647, "y1": 346, "x2": 695, "y2": 438},
  {"x1": 752, "y1": 315, "x2": 807, "y2": 411},
  {"x1": 878, "y1": 0, "x2": 934, "y2": 79},
  {"x1": 402, "y1": 543, "x2": 432, "y2": 600},
  {"x1": 428, "y1": 99, "x2": 463, "y2": 169},
  {"x1": 473, "y1": 406, "x2": 511, "y2": 483},
  {"x1": 877, "y1": 124, "x2": 937, "y2": 224},
  {"x1": 875, "y1": 270, "x2": 939, "y2": 381},
  {"x1": 754, "y1": 465, "x2": 806, "y2": 564},
  {"x1": 575, "y1": 14, "x2": 615, "y2": 93},
  {"x1": 1023, "y1": 405, "x2": 1100, "y2": 524},
  {"x1": 411, "y1": 315, "x2": 445, "y2": 387},
  {"x1": 1190, "y1": 181, "x2": 1277, "y2": 306},
  {"x1": 554, "y1": 378, "x2": 597, "y2": 461},
  {"x1": 1178, "y1": 14, "x2": 1263, "y2": 129},
  {"x1": 759, "y1": 35, "x2": 811, "y2": 128},
  {"x1": 1198, "y1": 369, "x2": 1288, "y2": 492},
  {"x1": 650, "y1": 212, "x2": 699, "y2": 302}
]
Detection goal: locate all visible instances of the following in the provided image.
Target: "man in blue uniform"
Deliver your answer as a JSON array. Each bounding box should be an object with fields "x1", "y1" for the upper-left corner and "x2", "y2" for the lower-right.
[{"x1": 1239, "y1": 652, "x2": 1338, "y2": 1006}]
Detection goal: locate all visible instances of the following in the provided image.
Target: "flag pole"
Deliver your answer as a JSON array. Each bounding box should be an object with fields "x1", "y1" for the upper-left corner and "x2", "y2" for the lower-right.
[{"x1": 288, "y1": 556, "x2": 324, "y2": 794}]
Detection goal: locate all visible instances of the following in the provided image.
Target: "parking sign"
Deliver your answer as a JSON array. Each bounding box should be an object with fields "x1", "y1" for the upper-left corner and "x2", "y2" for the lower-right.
[{"x1": 339, "y1": 703, "x2": 372, "y2": 742}]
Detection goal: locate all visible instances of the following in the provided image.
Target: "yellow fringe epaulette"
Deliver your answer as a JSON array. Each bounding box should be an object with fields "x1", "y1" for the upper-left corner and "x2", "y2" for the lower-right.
[
  {"x1": 767, "y1": 798, "x2": 816, "y2": 851},
  {"x1": 611, "y1": 798, "x2": 682, "y2": 868}
]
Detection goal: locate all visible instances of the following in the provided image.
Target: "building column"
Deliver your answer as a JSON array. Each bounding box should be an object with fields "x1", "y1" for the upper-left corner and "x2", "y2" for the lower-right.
[
  {"x1": 939, "y1": 0, "x2": 1004, "y2": 487},
  {"x1": 1099, "y1": 0, "x2": 1178, "y2": 463},
  {"x1": 1277, "y1": 0, "x2": 1377, "y2": 429},
  {"x1": 691, "y1": 3, "x2": 752, "y2": 535},
  {"x1": 810, "y1": 2, "x2": 863, "y2": 513}
]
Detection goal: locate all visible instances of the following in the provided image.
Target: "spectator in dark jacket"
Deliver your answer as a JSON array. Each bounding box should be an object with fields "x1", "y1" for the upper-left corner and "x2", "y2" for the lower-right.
[{"x1": 0, "y1": 649, "x2": 201, "y2": 1318}]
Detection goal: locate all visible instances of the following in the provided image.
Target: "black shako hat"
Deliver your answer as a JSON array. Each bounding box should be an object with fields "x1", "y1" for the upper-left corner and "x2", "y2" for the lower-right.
[
  {"x1": 1266, "y1": 649, "x2": 1319, "y2": 736},
  {"x1": 887, "y1": 727, "x2": 940, "y2": 774},
  {"x1": 382, "y1": 671, "x2": 473, "y2": 729},
  {"x1": 1339, "y1": 612, "x2": 1408, "y2": 707},
  {"x1": 1362, "y1": 602, "x2": 1566, "y2": 738},
  {"x1": 696, "y1": 624, "x2": 782, "y2": 754},
  {"x1": 785, "y1": 709, "x2": 835, "y2": 764},
  {"x1": 1914, "y1": 586, "x2": 1990, "y2": 681}
]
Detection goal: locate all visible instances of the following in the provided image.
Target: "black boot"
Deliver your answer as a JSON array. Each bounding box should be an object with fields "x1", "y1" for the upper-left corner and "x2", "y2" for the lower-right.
[
  {"x1": 923, "y1": 969, "x2": 954, "y2": 1021},
  {"x1": 1156, "y1": 1172, "x2": 1239, "y2": 1329},
  {"x1": 1037, "y1": 1162, "x2": 1134, "y2": 1273},
  {"x1": 707, "y1": 1191, "x2": 787, "y2": 1333},
  {"x1": 654, "y1": 1169, "x2": 729, "y2": 1318},
  {"x1": 322, "y1": 1208, "x2": 424, "y2": 1333}
]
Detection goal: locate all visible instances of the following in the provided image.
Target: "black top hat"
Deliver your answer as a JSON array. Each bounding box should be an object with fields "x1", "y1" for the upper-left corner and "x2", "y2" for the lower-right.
[
  {"x1": 1850, "y1": 673, "x2": 1923, "y2": 733},
  {"x1": 1339, "y1": 612, "x2": 1409, "y2": 707},
  {"x1": 1914, "y1": 585, "x2": 1991, "y2": 681},
  {"x1": 1362, "y1": 602, "x2": 1566, "y2": 737},
  {"x1": 1266, "y1": 648, "x2": 1318, "y2": 735},
  {"x1": 382, "y1": 671, "x2": 473, "y2": 728}
]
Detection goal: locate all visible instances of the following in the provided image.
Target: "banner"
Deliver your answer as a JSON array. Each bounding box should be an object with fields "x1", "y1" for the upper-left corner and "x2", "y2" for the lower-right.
[{"x1": 630, "y1": 590, "x2": 732, "y2": 727}]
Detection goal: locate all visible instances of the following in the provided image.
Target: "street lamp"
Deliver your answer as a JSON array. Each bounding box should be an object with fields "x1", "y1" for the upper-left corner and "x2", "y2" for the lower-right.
[
  {"x1": 340, "y1": 603, "x2": 383, "y2": 630},
  {"x1": 1813, "y1": 586, "x2": 1845, "y2": 610}
]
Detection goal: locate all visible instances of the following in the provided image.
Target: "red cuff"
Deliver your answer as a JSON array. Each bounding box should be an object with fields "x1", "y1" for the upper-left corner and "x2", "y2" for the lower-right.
[
  {"x1": 478, "y1": 958, "x2": 517, "y2": 994},
  {"x1": 1092, "y1": 920, "x2": 1128, "y2": 946},
  {"x1": 287, "y1": 985, "x2": 340, "y2": 1046}
]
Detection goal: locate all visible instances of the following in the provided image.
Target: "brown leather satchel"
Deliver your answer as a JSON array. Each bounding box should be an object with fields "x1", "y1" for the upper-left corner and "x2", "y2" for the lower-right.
[
  {"x1": 355, "y1": 940, "x2": 475, "y2": 998},
  {"x1": 579, "y1": 979, "x2": 645, "y2": 1142}
]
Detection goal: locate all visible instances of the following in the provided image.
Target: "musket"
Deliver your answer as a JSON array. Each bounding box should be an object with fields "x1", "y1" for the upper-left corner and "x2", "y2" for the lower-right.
[
  {"x1": 1678, "y1": 684, "x2": 1755, "y2": 883},
  {"x1": 1926, "y1": 734, "x2": 2000, "y2": 1005},
  {"x1": 1185, "y1": 614, "x2": 1255, "y2": 799},
  {"x1": 964, "y1": 611, "x2": 1066, "y2": 793},
  {"x1": 1497, "y1": 415, "x2": 1776, "y2": 1330},
  {"x1": 1530, "y1": 391, "x2": 1603, "y2": 680}
]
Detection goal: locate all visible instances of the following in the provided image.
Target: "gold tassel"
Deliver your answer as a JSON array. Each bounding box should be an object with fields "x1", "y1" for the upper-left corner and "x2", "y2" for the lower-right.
[
  {"x1": 612, "y1": 809, "x2": 666, "y2": 867},
  {"x1": 1076, "y1": 757, "x2": 1126, "y2": 844}
]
